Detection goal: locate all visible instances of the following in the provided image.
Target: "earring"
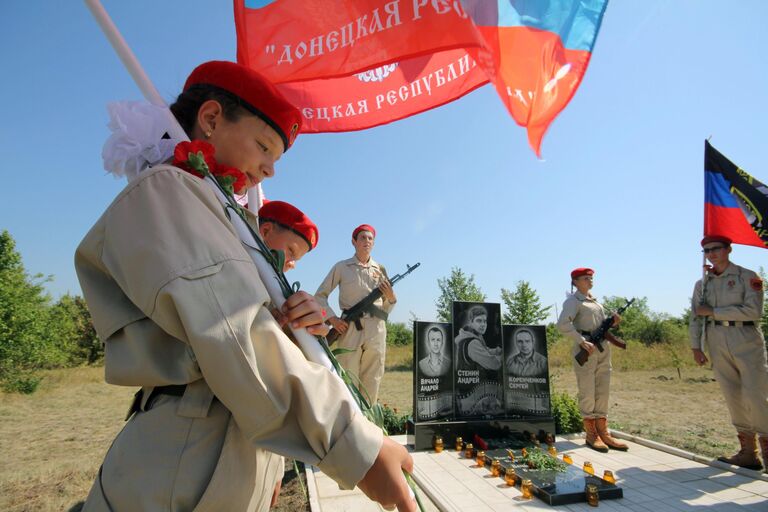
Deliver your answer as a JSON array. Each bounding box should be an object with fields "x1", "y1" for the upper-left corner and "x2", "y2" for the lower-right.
[{"x1": 205, "y1": 130, "x2": 212, "y2": 138}]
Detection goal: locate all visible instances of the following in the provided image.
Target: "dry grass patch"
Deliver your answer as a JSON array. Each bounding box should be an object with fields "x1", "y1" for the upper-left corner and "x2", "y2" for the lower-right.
[
  {"x1": 550, "y1": 367, "x2": 738, "y2": 459},
  {"x1": 1, "y1": 347, "x2": 746, "y2": 511},
  {"x1": 385, "y1": 343, "x2": 413, "y2": 371},
  {"x1": 0, "y1": 366, "x2": 133, "y2": 512}
]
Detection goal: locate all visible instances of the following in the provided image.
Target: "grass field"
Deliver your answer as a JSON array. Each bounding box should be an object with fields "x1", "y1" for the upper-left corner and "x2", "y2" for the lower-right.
[{"x1": 0, "y1": 340, "x2": 746, "y2": 511}]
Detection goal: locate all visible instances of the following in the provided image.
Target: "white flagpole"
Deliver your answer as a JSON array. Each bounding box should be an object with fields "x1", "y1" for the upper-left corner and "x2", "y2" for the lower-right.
[
  {"x1": 85, "y1": 0, "x2": 266, "y2": 209},
  {"x1": 84, "y1": 0, "x2": 186, "y2": 141},
  {"x1": 698, "y1": 252, "x2": 709, "y2": 351}
]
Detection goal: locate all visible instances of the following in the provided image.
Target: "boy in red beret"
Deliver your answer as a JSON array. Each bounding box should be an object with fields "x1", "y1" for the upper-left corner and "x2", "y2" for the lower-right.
[
  {"x1": 690, "y1": 235, "x2": 768, "y2": 471},
  {"x1": 557, "y1": 268, "x2": 627, "y2": 452},
  {"x1": 258, "y1": 200, "x2": 318, "y2": 272},
  {"x1": 315, "y1": 224, "x2": 396, "y2": 405}
]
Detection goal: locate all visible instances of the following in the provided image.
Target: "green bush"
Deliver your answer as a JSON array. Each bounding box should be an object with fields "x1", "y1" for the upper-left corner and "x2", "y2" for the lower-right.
[
  {"x1": 49, "y1": 294, "x2": 102, "y2": 365},
  {"x1": 551, "y1": 391, "x2": 582, "y2": 434},
  {"x1": 1, "y1": 231, "x2": 102, "y2": 392},
  {"x1": 545, "y1": 323, "x2": 562, "y2": 348},
  {"x1": 376, "y1": 403, "x2": 409, "y2": 435},
  {"x1": 386, "y1": 322, "x2": 412, "y2": 346},
  {"x1": 0, "y1": 368, "x2": 41, "y2": 394}
]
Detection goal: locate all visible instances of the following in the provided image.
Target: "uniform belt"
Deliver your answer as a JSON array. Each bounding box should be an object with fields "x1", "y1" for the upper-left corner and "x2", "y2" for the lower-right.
[
  {"x1": 127, "y1": 384, "x2": 187, "y2": 420},
  {"x1": 709, "y1": 320, "x2": 755, "y2": 327},
  {"x1": 149, "y1": 384, "x2": 187, "y2": 400},
  {"x1": 579, "y1": 330, "x2": 593, "y2": 336}
]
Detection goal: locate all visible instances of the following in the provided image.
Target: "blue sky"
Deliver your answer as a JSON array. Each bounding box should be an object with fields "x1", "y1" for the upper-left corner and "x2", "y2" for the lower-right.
[{"x1": 1, "y1": 0, "x2": 767, "y2": 325}]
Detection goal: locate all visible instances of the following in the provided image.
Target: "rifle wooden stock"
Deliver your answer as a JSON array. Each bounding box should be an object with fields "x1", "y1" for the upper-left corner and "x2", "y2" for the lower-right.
[
  {"x1": 605, "y1": 332, "x2": 627, "y2": 350},
  {"x1": 574, "y1": 347, "x2": 591, "y2": 366}
]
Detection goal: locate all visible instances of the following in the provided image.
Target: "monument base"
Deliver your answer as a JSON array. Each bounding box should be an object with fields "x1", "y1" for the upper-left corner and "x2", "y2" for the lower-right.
[{"x1": 406, "y1": 417, "x2": 556, "y2": 451}]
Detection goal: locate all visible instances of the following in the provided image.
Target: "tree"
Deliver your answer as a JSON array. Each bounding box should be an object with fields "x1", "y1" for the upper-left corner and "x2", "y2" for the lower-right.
[
  {"x1": 501, "y1": 281, "x2": 552, "y2": 325},
  {"x1": 49, "y1": 294, "x2": 102, "y2": 364},
  {"x1": 435, "y1": 267, "x2": 485, "y2": 322},
  {"x1": 545, "y1": 323, "x2": 563, "y2": 348},
  {"x1": 0, "y1": 230, "x2": 53, "y2": 391},
  {"x1": 601, "y1": 295, "x2": 686, "y2": 345},
  {"x1": 600, "y1": 296, "x2": 650, "y2": 339},
  {"x1": 386, "y1": 322, "x2": 413, "y2": 346}
]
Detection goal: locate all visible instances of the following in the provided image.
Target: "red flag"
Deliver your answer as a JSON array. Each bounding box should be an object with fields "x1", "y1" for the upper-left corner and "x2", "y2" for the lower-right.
[{"x1": 235, "y1": 0, "x2": 608, "y2": 155}]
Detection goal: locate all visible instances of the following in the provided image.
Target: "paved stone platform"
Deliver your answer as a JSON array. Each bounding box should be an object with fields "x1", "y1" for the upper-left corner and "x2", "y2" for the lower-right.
[{"x1": 307, "y1": 434, "x2": 768, "y2": 511}]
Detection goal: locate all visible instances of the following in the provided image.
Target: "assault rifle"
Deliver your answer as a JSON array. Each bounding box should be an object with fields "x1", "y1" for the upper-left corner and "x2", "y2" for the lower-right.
[
  {"x1": 326, "y1": 262, "x2": 421, "y2": 343},
  {"x1": 574, "y1": 298, "x2": 635, "y2": 366}
]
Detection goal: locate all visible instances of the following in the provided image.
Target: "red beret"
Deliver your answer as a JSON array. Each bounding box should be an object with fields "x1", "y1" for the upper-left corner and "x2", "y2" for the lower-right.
[
  {"x1": 184, "y1": 61, "x2": 302, "y2": 152},
  {"x1": 259, "y1": 201, "x2": 318, "y2": 251},
  {"x1": 571, "y1": 267, "x2": 595, "y2": 279},
  {"x1": 353, "y1": 224, "x2": 376, "y2": 239},
  {"x1": 701, "y1": 235, "x2": 732, "y2": 247}
]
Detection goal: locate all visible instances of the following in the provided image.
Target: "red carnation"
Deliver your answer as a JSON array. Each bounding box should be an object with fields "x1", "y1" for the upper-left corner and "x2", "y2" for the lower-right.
[
  {"x1": 173, "y1": 140, "x2": 216, "y2": 177},
  {"x1": 215, "y1": 165, "x2": 248, "y2": 195}
]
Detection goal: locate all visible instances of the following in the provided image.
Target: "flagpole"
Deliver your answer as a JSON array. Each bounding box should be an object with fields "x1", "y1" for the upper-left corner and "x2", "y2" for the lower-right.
[
  {"x1": 84, "y1": 0, "x2": 267, "y2": 209},
  {"x1": 84, "y1": 0, "x2": 186, "y2": 141},
  {"x1": 698, "y1": 251, "x2": 709, "y2": 351}
]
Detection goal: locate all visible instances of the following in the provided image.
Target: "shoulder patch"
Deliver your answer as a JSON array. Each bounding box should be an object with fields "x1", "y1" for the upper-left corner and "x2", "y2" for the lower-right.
[{"x1": 750, "y1": 277, "x2": 763, "y2": 292}]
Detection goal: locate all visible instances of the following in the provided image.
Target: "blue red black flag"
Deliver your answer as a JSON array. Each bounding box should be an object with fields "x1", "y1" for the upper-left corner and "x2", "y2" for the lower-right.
[{"x1": 704, "y1": 140, "x2": 768, "y2": 248}]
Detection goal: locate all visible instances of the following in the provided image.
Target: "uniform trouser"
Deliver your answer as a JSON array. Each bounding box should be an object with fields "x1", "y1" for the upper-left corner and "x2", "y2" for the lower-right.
[
  {"x1": 336, "y1": 316, "x2": 387, "y2": 405},
  {"x1": 573, "y1": 343, "x2": 612, "y2": 419},
  {"x1": 83, "y1": 389, "x2": 283, "y2": 512},
  {"x1": 706, "y1": 325, "x2": 768, "y2": 437}
]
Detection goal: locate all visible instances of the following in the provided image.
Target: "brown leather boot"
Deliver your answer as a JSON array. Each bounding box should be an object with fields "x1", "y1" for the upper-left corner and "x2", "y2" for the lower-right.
[
  {"x1": 583, "y1": 418, "x2": 608, "y2": 452},
  {"x1": 717, "y1": 431, "x2": 762, "y2": 470},
  {"x1": 759, "y1": 436, "x2": 768, "y2": 473},
  {"x1": 595, "y1": 417, "x2": 629, "y2": 451}
]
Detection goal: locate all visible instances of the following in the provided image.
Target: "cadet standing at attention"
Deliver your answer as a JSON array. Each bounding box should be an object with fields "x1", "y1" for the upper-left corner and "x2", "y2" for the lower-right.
[
  {"x1": 690, "y1": 235, "x2": 768, "y2": 471},
  {"x1": 557, "y1": 268, "x2": 628, "y2": 452},
  {"x1": 76, "y1": 61, "x2": 415, "y2": 512},
  {"x1": 316, "y1": 224, "x2": 396, "y2": 405}
]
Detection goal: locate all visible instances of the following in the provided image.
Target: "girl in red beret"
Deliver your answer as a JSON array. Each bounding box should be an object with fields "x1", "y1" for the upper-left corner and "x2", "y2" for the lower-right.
[
  {"x1": 76, "y1": 61, "x2": 415, "y2": 512},
  {"x1": 556, "y1": 268, "x2": 627, "y2": 452}
]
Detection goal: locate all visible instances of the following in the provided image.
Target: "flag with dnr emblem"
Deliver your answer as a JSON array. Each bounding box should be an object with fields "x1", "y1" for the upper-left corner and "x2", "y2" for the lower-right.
[
  {"x1": 234, "y1": 0, "x2": 609, "y2": 156},
  {"x1": 704, "y1": 140, "x2": 768, "y2": 248}
]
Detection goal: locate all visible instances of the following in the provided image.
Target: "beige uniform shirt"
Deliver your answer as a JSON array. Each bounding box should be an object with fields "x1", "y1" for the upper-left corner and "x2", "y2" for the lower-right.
[
  {"x1": 557, "y1": 292, "x2": 606, "y2": 352},
  {"x1": 315, "y1": 256, "x2": 395, "y2": 318},
  {"x1": 76, "y1": 166, "x2": 381, "y2": 509},
  {"x1": 688, "y1": 263, "x2": 764, "y2": 350}
]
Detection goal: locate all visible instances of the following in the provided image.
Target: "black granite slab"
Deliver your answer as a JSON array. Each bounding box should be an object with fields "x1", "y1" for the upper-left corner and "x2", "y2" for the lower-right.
[{"x1": 484, "y1": 448, "x2": 623, "y2": 506}]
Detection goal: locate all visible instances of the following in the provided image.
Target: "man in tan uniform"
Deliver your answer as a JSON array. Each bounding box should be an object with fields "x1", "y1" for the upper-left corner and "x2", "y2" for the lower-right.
[
  {"x1": 77, "y1": 61, "x2": 415, "y2": 512},
  {"x1": 316, "y1": 224, "x2": 396, "y2": 405},
  {"x1": 557, "y1": 267, "x2": 627, "y2": 452},
  {"x1": 689, "y1": 235, "x2": 768, "y2": 471}
]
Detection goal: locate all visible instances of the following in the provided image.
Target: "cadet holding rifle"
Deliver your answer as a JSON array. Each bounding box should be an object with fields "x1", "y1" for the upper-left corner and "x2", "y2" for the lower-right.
[
  {"x1": 557, "y1": 268, "x2": 628, "y2": 452},
  {"x1": 316, "y1": 224, "x2": 396, "y2": 404}
]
